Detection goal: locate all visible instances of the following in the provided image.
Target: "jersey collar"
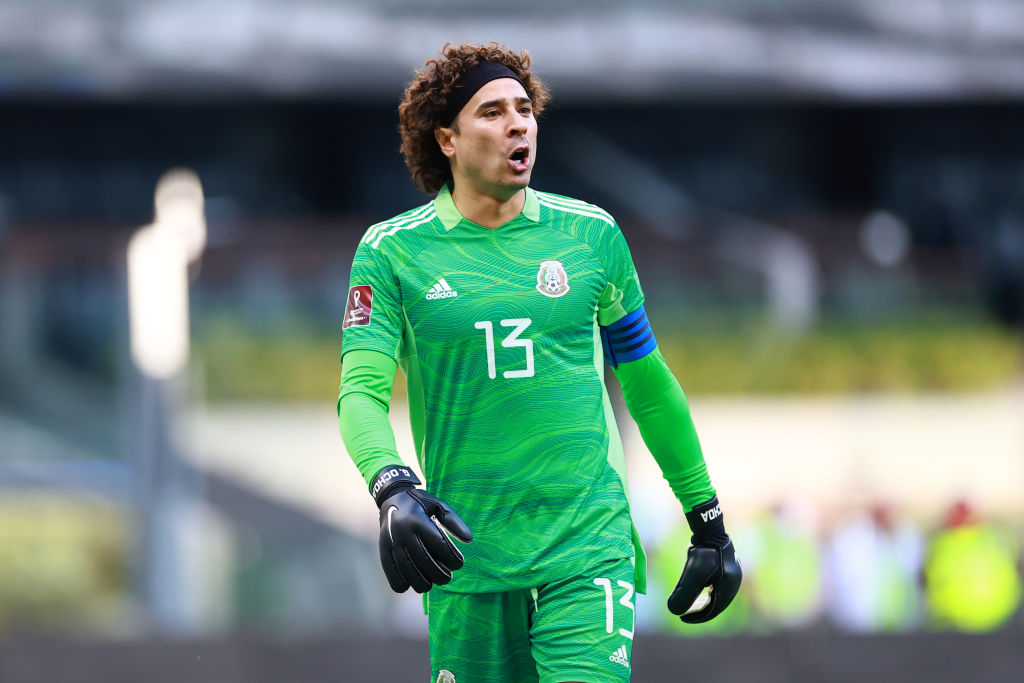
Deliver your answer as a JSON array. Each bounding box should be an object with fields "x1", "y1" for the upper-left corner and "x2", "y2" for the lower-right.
[{"x1": 433, "y1": 182, "x2": 540, "y2": 231}]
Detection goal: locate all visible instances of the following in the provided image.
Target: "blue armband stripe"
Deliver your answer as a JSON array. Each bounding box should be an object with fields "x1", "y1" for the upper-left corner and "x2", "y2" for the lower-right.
[
  {"x1": 601, "y1": 305, "x2": 658, "y2": 367},
  {"x1": 608, "y1": 313, "x2": 647, "y2": 336},
  {"x1": 617, "y1": 330, "x2": 656, "y2": 355},
  {"x1": 615, "y1": 333, "x2": 657, "y2": 362},
  {"x1": 608, "y1": 307, "x2": 646, "y2": 331},
  {"x1": 601, "y1": 325, "x2": 616, "y2": 368},
  {"x1": 608, "y1": 320, "x2": 651, "y2": 346},
  {"x1": 608, "y1": 313, "x2": 650, "y2": 341}
]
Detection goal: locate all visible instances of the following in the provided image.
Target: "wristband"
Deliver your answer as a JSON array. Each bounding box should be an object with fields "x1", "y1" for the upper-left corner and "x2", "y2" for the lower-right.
[
  {"x1": 370, "y1": 464, "x2": 422, "y2": 508},
  {"x1": 685, "y1": 496, "x2": 729, "y2": 547}
]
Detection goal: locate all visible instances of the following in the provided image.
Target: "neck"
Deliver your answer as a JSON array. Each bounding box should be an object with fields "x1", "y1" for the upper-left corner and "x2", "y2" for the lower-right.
[{"x1": 450, "y1": 180, "x2": 525, "y2": 230}]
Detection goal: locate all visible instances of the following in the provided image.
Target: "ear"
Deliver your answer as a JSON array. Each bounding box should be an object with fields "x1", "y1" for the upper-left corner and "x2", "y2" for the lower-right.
[{"x1": 435, "y1": 126, "x2": 457, "y2": 159}]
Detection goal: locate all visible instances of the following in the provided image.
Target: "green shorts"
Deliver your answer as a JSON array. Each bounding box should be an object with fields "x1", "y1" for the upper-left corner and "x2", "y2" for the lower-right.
[{"x1": 425, "y1": 557, "x2": 636, "y2": 683}]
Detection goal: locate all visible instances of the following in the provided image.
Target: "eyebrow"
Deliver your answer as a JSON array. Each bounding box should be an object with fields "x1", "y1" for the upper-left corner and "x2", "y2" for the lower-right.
[{"x1": 475, "y1": 96, "x2": 532, "y2": 113}]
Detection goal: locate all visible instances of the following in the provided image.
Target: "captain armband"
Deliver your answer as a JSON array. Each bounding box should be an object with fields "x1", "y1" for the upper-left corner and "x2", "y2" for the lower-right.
[{"x1": 600, "y1": 305, "x2": 658, "y2": 368}]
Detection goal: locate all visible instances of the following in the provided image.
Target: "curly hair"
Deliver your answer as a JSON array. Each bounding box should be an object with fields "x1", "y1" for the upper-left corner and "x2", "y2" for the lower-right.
[{"x1": 398, "y1": 43, "x2": 550, "y2": 195}]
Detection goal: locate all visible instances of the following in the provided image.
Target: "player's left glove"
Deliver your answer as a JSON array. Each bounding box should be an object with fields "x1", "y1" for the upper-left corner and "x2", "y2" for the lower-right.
[
  {"x1": 370, "y1": 465, "x2": 473, "y2": 594},
  {"x1": 667, "y1": 496, "x2": 742, "y2": 624}
]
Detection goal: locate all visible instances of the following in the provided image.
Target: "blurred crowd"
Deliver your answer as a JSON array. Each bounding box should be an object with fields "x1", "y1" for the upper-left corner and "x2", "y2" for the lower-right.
[{"x1": 642, "y1": 498, "x2": 1022, "y2": 636}]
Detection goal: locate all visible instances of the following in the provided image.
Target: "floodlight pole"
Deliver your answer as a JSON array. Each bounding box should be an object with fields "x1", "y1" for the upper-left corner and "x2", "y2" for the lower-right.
[{"x1": 126, "y1": 169, "x2": 207, "y2": 635}]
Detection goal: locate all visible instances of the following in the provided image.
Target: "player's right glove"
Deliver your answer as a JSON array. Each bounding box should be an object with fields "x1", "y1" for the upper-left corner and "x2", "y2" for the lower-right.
[
  {"x1": 667, "y1": 496, "x2": 742, "y2": 623},
  {"x1": 370, "y1": 465, "x2": 473, "y2": 594}
]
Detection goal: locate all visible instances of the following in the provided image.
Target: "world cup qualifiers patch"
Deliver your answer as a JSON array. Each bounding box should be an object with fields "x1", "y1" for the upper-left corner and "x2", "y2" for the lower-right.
[{"x1": 343, "y1": 285, "x2": 373, "y2": 328}]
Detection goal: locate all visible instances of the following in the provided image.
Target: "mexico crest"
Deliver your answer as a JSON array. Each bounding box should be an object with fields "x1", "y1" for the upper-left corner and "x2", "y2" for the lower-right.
[{"x1": 536, "y1": 260, "x2": 570, "y2": 298}]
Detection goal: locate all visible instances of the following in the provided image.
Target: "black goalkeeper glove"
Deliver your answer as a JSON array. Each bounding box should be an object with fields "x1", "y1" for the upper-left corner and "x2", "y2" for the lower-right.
[
  {"x1": 370, "y1": 465, "x2": 473, "y2": 594},
  {"x1": 667, "y1": 496, "x2": 742, "y2": 624}
]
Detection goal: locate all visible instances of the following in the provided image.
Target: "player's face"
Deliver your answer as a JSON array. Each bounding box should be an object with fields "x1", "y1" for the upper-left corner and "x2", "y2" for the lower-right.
[{"x1": 445, "y1": 78, "x2": 538, "y2": 201}]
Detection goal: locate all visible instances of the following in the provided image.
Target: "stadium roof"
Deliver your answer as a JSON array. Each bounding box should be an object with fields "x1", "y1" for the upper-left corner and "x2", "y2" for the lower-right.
[{"x1": 3, "y1": 0, "x2": 1024, "y2": 101}]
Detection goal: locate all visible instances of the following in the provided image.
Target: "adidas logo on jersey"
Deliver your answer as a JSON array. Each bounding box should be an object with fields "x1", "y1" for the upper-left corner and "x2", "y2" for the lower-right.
[
  {"x1": 426, "y1": 278, "x2": 458, "y2": 300},
  {"x1": 609, "y1": 645, "x2": 630, "y2": 668}
]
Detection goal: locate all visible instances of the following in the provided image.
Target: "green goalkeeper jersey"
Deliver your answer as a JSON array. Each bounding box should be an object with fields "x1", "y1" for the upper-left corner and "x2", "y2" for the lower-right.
[{"x1": 341, "y1": 183, "x2": 647, "y2": 593}]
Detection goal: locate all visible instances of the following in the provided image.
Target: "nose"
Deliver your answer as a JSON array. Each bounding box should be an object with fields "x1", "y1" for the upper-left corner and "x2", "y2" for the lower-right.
[{"x1": 507, "y1": 111, "x2": 528, "y2": 137}]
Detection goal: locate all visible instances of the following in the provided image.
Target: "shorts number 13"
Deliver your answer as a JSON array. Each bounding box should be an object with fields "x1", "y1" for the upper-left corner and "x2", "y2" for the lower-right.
[{"x1": 593, "y1": 577, "x2": 635, "y2": 640}]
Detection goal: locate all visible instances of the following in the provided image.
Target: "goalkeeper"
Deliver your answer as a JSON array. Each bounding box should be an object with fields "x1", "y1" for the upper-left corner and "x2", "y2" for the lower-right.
[{"x1": 337, "y1": 42, "x2": 741, "y2": 683}]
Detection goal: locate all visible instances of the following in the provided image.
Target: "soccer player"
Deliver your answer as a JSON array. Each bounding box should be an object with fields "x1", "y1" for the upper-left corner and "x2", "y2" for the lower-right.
[{"x1": 337, "y1": 43, "x2": 741, "y2": 683}]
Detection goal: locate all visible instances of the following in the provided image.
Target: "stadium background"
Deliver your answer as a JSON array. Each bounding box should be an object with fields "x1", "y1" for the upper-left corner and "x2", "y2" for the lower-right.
[{"x1": 1, "y1": 0, "x2": 1023, "y2": 680}]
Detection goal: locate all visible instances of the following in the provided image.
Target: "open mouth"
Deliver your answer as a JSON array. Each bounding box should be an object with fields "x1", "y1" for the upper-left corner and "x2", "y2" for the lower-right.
[{"x1": 508, "y1": 145, "x2": 531, "y2": 172}]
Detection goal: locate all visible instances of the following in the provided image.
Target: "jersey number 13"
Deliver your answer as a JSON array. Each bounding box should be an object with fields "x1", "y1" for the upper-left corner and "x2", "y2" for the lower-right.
[{"x1": 474, "y1": 318, "x2": 534, "y2": 379}]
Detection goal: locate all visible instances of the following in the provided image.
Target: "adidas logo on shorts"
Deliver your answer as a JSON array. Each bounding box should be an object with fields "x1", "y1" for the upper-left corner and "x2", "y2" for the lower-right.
[
  {"x1": 426, "y1": 278, "x2": 458, "y2": 300},
  {"x1": 609, "y1": 644, "x2": 630, "y2": 668}
]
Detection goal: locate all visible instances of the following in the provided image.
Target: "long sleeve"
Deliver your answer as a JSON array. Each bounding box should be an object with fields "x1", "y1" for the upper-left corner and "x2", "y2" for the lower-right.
[
  {"x1": 613, "y1": 347, "x2": 716, "y2": 512},
  {"x1": 337, "y1": 348, "x2": 403, "y2": 489}
]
